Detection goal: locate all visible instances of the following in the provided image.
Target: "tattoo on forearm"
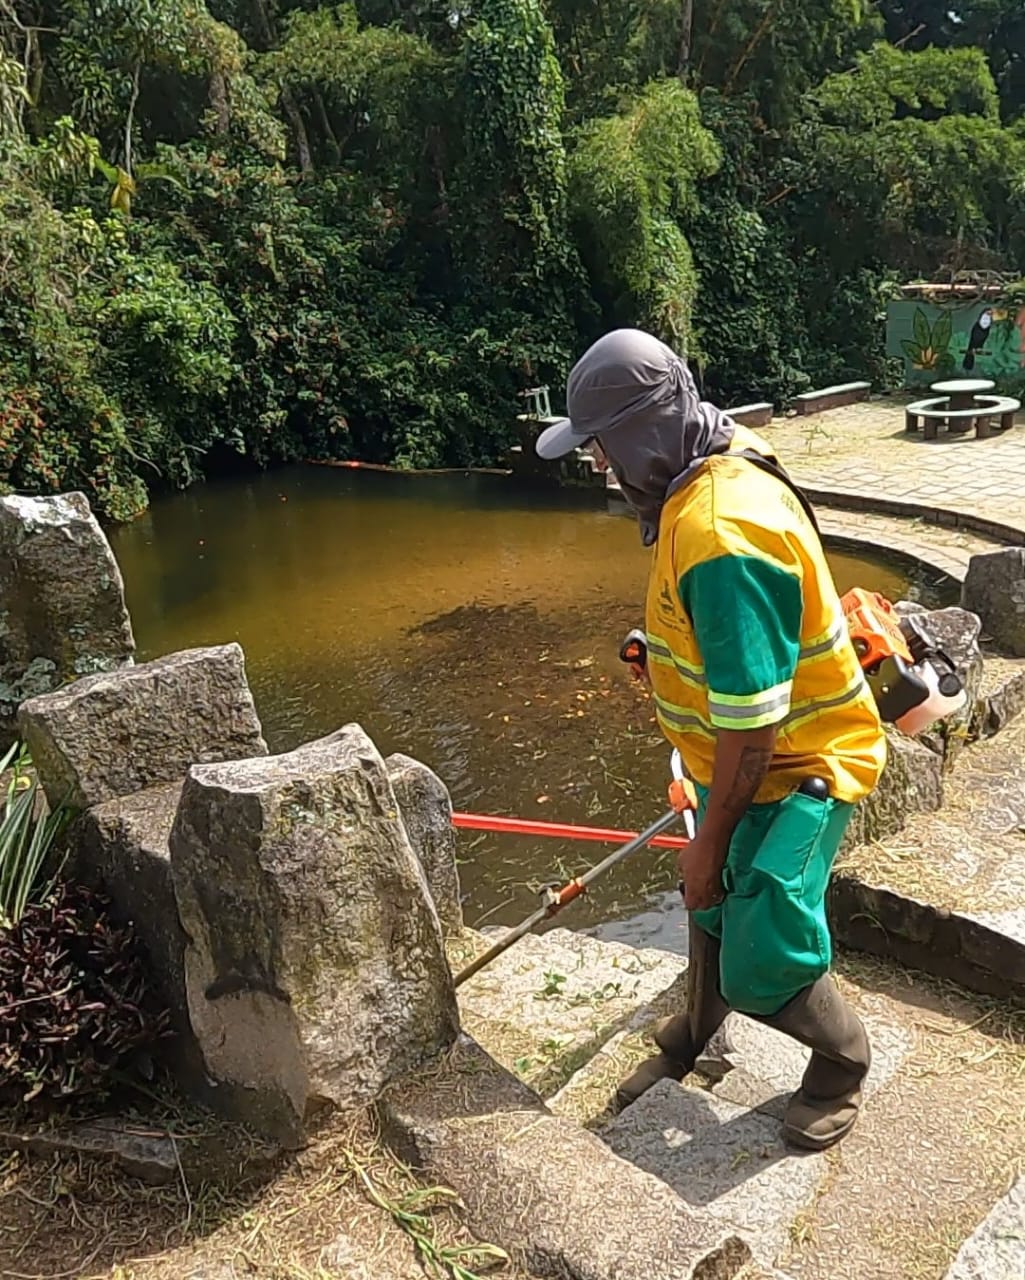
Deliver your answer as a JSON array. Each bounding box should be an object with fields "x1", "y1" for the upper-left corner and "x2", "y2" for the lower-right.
[{"x1": 723, "y1": 747, "x2": 772, "y2": 817}]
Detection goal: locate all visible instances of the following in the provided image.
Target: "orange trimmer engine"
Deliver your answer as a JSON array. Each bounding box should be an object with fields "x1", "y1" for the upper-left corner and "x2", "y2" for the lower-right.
[
  {"x1": 841, "y1": 588, "x2": 964, "y2": 732},
  {"x1": 841, "y1": 589, "x2": 912, "y2": 670}
]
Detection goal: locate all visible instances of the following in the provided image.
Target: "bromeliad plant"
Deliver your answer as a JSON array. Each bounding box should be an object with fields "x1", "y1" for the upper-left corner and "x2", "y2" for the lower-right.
[
  {"x1": 0, "y1": 742, "x2": 172, "y2": 1105},
  {"x1": 0, "y1": 742, "x2": 69, "y2": 929}
]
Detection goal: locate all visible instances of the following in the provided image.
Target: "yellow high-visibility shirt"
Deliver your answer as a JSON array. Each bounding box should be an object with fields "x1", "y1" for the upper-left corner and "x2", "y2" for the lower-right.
[{"x1": 644, "y1": 427, "x2": 886, "y2": 804}]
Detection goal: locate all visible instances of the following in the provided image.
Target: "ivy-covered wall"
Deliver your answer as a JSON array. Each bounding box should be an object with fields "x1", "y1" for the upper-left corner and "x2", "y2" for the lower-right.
[{"x1": 886, "y1": 298, "x2": 1025, "y2": 388}]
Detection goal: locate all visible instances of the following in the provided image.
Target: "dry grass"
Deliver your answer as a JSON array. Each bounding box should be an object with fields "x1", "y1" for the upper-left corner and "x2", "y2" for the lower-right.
[
  {"x1": 835, "y1": 833, "x2": 970, "y2": 910},
  {"x1": 779, "y1": 952, "x2": 1025, "y2": 1280},
  {"x1": 0, "y1": 1103, "x2": 531, "y2": 1280}
]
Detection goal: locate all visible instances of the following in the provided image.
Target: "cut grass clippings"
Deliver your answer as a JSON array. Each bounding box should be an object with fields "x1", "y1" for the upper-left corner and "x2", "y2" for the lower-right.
[{"x1": 0, "y1": 1105, "x2": 530, "y2": 1280}]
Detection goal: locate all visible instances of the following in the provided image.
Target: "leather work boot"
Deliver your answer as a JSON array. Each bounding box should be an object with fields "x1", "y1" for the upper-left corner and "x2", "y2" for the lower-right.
[
  {"x1": 757, "y1": 974, "x2": 871, "y2": 1151},
  {"x1": 615, "y1": 919, "x2": 729, "y2": 1110}
]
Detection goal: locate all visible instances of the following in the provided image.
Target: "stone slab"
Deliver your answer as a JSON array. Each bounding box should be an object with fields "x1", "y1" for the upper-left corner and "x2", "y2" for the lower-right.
[
  {"x1": 832, "y1": 714, "x2": 1025, "y2": 1001},
  {"x1": 602, "y1": 1080, "x2": 823, "y2": 1265},
  {"x1": 601, "y1": 997, "x2": 924, "y2": 1270},
  {"x1": 386, "y1": 753, "x2": 463, "y2": 934},
  {"x1": 456, "y1": 927, "x2": 685, "y2": 1097},
  {"x1": 76, "y1": 782, "x2": 188, "y2": 1028},
  {"x1": 170, "y1": 725, "x2": 458, "y2": 1146},
  {"x1": 0, "y1": 492, "x2": 135, "y2": 746},
  {"x1": 975, "y1": 655, "x2": 1025, "y2": 736},
  {"x1": 552, "y1": 991, "x2": 912, "y2": 1130},
  {"x1": 381, "y1": 1034, "x2": 752, "y2": 1280},
  {"x1": 945, "y1": 1175, "x2": 1025, "y2": 1280},
  {"x1": 19, "y1": 644, "x2": 267, "y2": 809},
  {"x1": 705, "y1": 1009, "x2": 913, "y2": 1119},
  {"x1": 0, "y1": 1118, "x2": 280, "y2": 1188}
]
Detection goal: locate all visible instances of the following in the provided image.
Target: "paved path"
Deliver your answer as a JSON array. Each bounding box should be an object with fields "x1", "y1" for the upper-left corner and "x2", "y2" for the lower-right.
[
  {"x1": 762, "y1": 400, "x2": 1025, "y2": 537},
  {"x1": 819, "y1": 508, "x2": 994, "y2": 583}
]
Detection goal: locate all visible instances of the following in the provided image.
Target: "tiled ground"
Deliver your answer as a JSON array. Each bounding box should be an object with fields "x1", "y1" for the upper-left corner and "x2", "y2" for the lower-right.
[
  {"x1": 762, "y1": 400, "x2": 1025, "y2": 536},
  {"x1": 818, "y1": 508, "x2": 995, "y2": 582}
]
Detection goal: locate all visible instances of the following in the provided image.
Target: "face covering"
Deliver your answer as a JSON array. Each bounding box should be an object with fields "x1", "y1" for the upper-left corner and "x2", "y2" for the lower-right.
[{"x1": 566, "y1": 329, "x2": 736, "y2": 546}]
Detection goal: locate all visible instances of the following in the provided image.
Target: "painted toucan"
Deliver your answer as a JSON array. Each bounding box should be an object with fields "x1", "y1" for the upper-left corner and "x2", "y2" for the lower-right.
[{"x1": 963, "y1": 309, "x2": 994, "y2": 370}]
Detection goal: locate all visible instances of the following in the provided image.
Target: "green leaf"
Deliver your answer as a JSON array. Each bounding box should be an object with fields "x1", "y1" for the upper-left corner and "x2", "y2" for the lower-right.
[
  {"x1": 932, "y1": 311, "x2": 953, "y2": 354},
  {"x1": 912, "y1": 308, "x2": 931, "y2": 350},
  {"x1": 900, "y1": 339, "x2": 922, "y2": 361}
]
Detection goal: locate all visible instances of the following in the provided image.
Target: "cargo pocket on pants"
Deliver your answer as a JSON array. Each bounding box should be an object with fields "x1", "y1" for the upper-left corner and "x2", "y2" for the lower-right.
[{"x1": 719, "y1": 792, "x2": 840, "y2": 1016}]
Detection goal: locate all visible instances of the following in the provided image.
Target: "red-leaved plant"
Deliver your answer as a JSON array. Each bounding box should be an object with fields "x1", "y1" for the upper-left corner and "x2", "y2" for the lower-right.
[
  {"x1": 0, "y1": 743, "x2": 171, "y2": 1105},
  {"x1": 0, "y1": 882, "x2": 172, "y2": 1104}
]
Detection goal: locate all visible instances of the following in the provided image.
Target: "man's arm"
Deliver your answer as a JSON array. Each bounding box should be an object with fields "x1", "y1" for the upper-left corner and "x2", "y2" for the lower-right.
[
  {"x1": 677, "y1": 549, "x2": 802, "y2": 910},
  {"x1": 678, "y1": 725, "x2": 777, "y2": 910}
]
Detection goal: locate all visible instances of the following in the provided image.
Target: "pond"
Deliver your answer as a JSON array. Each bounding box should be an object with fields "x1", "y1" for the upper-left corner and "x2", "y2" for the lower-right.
[{"x1": 109, "y1": 465, "x2": 955, "y2": 953}]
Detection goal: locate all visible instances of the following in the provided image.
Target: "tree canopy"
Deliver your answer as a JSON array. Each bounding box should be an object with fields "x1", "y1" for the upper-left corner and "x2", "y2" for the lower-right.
[{"x1": 1, "y1": 0, "x2": 1024, "y2": 516}]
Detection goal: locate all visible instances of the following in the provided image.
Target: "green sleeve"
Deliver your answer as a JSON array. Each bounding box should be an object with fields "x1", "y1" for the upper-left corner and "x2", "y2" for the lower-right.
[{"x1": 678, "y1": 553, "x2": 803, "y2": 730}]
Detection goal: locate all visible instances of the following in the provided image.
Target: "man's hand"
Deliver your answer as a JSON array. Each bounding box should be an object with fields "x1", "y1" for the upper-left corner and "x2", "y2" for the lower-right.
[
  {"x1": 677, "y1": 828, "x2": 727, "y2": 911},
  {"x1": 678, "y1": 724, "x2": 779, "y2": 912}
]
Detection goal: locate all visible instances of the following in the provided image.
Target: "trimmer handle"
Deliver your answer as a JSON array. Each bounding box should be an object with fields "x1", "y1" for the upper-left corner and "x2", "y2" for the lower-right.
[{"x1": 620, "y1": 628, "x2": 648, "y2": 679}]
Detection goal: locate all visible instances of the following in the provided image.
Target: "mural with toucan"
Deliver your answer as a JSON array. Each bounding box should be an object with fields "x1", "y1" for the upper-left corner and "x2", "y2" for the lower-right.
[{"x1": 886, "y1": 298, "x2": 1025, "y2": 386}]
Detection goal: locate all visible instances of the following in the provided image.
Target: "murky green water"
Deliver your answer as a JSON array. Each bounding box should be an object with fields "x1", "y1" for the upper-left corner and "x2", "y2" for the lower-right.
[{"x1": 109, "y1": 465, "x2": 954, "y2": 952}]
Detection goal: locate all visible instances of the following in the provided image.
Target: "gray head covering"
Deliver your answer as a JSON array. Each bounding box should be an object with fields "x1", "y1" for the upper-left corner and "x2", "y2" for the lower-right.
[{"x1": 535, "y1": 329, "x2": 736, "y2": 545}]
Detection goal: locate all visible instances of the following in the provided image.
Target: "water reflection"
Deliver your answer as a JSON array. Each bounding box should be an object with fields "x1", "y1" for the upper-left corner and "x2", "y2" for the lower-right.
[{"x1": 109, "y1": 464, "x2": 955, "y2": 948}]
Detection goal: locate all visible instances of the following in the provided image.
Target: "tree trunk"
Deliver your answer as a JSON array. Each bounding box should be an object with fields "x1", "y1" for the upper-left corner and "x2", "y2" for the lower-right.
[
  {"x1": 124, "y1": 60, "x2": 140, "y2": 176},
  {"x1": 678, "y1": 0, "x2": 694, "y2": 79},
  {"x1": 281, "y1": 86, "x2": 313, "y2": 176},
  {"x1": 250, "y1": 0, "x2": 313, "y2": 175},
  {"x1": 208, "y1": 69, "x2": 231, "y2": 134}
]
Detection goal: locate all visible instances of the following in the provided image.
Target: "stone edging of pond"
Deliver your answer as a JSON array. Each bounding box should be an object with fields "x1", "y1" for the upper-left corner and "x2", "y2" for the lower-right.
[{"x1": 805, "y1": 484, "x2": 1025, "y2": 549}]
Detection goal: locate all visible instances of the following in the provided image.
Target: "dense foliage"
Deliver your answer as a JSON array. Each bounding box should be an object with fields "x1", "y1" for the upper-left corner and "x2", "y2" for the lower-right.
[
  {"x1": 0, "y1": 882, "x2": 171, "y2": 1104},
  {"x1": 2, "y1": 1, "x2": 1024, "y2": 517},
  {"x1": 0, "y1": 744, "x2": 168, "y2": 1105}
]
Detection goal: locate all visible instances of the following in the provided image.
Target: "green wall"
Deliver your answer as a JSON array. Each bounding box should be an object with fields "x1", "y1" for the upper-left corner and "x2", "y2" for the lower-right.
[{"x1": 886, "y1": 299, "x2": 1025, "y2": 388}]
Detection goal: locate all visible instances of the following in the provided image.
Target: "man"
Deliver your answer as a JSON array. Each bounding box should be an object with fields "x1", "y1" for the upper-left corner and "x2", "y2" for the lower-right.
[{"x1": 535, "y1": 329, "x2": 886, "y2": 1151}]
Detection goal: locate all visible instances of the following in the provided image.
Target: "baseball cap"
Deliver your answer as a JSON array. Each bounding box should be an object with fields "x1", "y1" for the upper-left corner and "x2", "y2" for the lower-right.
[{"x1": 534, "y1": 416, "x2": 594, "y2": 461}]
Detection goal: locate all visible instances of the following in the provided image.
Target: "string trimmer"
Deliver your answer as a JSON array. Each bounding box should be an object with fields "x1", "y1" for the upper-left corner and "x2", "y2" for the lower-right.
[{"x1": 452, "y1": 752, "x2": 697, "y2": 988}]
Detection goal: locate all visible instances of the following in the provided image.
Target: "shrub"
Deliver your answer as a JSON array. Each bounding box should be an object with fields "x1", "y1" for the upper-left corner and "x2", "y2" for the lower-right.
[
  {"x1": 0, "y1": 745, "x2": 171, "y2": 1106},
  {"x1": 0, "y1": 882, "x2": 172, "y2": 1105}
]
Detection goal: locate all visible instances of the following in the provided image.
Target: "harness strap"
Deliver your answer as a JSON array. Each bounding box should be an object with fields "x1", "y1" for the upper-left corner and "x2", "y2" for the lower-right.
[{"x1": 732, "y1": 448, "x2": 821, "y2": 536}]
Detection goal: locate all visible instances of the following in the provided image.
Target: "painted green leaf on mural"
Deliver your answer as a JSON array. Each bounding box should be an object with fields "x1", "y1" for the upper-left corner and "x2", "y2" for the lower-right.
[
  {"x1": 902, "y1": 307, "x2": 955, "y2": 371},
  {"x1": 933, "y1": 311, "x2": 953, "y2": 355},
  {"x1": 913, "y1": 307, "x2": 931, "y2": 351}
]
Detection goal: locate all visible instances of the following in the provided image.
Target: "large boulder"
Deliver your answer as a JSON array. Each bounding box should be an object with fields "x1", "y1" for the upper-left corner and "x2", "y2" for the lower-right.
[
  {"x1": 18, "y1": 644, "x2": 267, "y2": 809},
  {"x1": 962, "y1": 548, "x2": 1025, "y2": 657},
  {"x1": 75, "y1": 783, "x2": 188, "y2": 1031},
  {"x1": 908, "y1": 605, "x2": 984, "y2": 759},
  {"x1": 842, "y1": 728, "x2": 943, "y2": 850},
  {"x1": 386, "y1": 753, "x2": 463, "y2": 935},
  {"x1": 891, "y1": 602, "x2": 983, "y2": 758},
  {"x1": 0, "y1": 493, "x2": 134, "y2": 746},
  {"x1": 169, "y1": 725, "x2": 459, "y2": 1145}
]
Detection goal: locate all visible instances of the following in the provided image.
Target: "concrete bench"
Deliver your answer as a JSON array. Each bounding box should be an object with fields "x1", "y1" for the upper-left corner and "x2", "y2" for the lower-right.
[
  {"x1": 905, "y1": 395, "x2": 1020, "y2": 441},
  {"x1": 728, "y1": 402, "x2": 774, "y2": 428},
  {"x1": 794, "y1": 381, "x2": 871, "y2": 415}
]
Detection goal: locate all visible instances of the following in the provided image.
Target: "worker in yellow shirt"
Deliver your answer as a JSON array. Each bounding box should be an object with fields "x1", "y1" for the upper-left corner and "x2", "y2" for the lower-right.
[{"x1": 535, "y1": 329, "x2": 886, "y2": 1151}]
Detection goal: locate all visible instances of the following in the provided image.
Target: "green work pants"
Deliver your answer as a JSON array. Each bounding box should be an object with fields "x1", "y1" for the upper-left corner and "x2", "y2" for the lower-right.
[{"x1": 691, "y1": 788, "x2": 854, "y2": 1018}]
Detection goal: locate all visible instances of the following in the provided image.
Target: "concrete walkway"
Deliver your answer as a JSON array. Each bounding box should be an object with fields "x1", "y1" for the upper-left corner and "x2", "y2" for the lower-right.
[{"x1": 762, "y1": 400, "x2": 1025, "y2": 540}]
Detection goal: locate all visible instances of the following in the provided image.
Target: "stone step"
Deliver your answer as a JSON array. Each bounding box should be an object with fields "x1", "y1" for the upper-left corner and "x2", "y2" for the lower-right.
[
  {"x1": 944, "y1": 1174, "x2": 1025, "y2": 1279},
  {"x1": 831, "y1": 709, "x2": 1025, "y2": 1001},
  {"x1": 975, "y1": 654, "x2": 1025, "y2": 737},
  {"x1": 597, "y1": 1006, "x2": 914, "y2": 1272},
  {"x1": 450, "y1": 927, "x2": 686, "y2": 1098},
  {"x1": 381, "y1": 1034, "x2": 752, "y2": 1280}
]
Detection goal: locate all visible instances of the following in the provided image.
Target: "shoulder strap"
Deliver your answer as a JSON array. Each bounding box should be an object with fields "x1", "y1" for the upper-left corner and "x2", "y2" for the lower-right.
[{"x1": 732, "y1": 449, "x2": 821, "y2": 536}]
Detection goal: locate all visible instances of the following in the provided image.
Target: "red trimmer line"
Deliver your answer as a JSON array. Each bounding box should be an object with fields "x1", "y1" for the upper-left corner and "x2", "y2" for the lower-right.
[{"x1": 451, "y1": 760, "x2": 698, "y2": 988}]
